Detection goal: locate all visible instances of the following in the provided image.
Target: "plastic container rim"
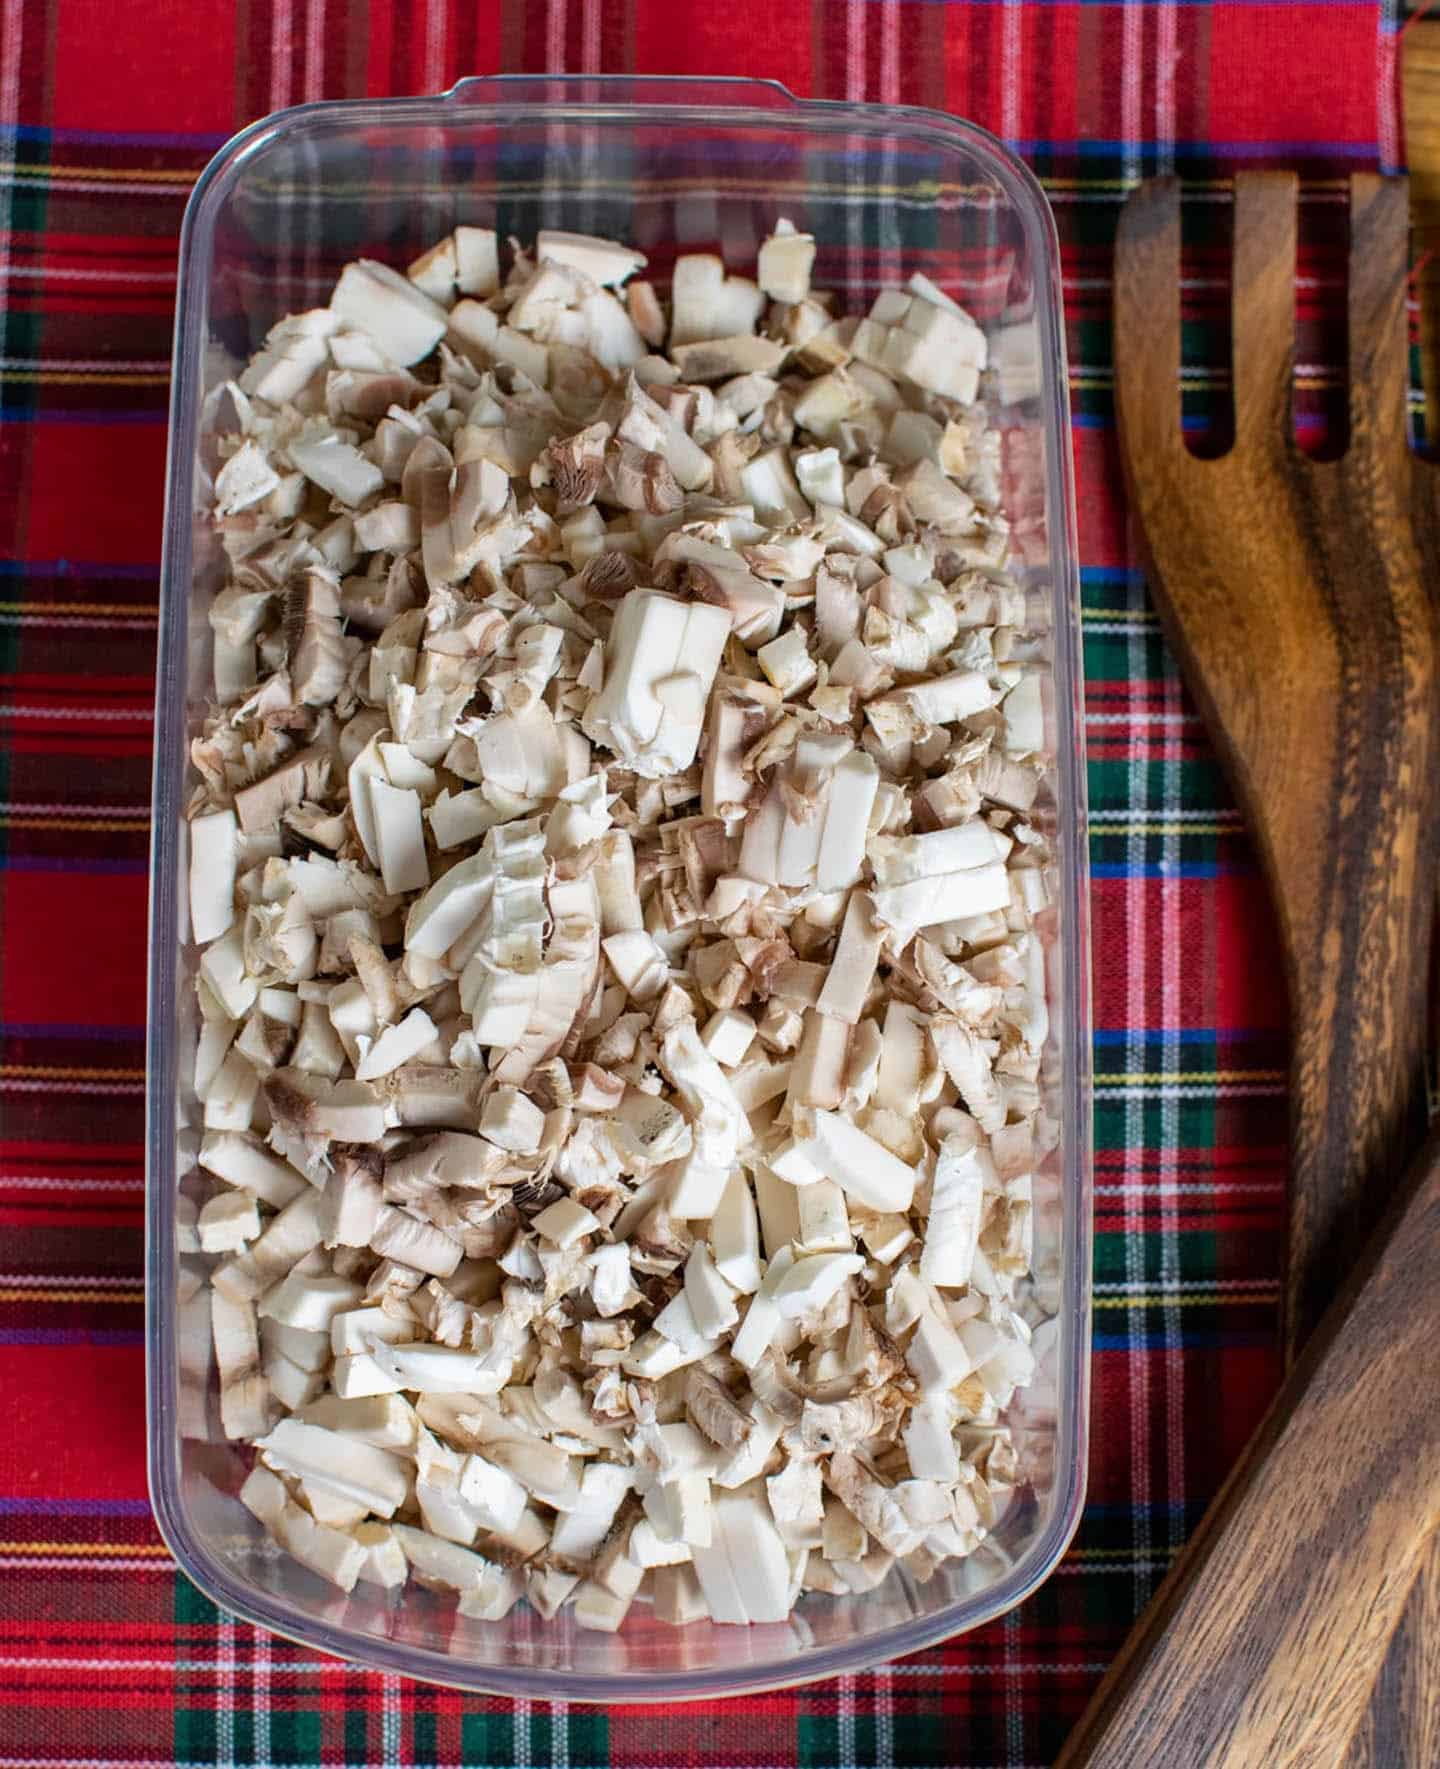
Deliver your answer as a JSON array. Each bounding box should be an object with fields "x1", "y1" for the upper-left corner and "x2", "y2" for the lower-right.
[{"x1": 147, "y1": 73, "x2": 1092, "y2": 1702}]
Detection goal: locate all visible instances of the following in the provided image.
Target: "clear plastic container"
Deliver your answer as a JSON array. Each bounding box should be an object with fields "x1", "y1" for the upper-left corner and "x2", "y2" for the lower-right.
[{"x1": 147, "y1": 74, "x2": 1091, "y2": 1701}]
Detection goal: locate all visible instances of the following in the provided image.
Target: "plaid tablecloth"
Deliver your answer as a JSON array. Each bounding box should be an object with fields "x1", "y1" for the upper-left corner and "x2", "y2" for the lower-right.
[{"x1": 0, "y1": 1, "x2": 1396, "y2": 1763}]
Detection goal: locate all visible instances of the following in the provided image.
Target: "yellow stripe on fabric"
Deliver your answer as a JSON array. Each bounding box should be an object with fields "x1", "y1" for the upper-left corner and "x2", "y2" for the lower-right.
[
  {"x1": 0, "y1": 1542, "x2": 171, "y2": 1556},
  {"x1": 3, "y1": 817, "x2": 150, "y2": 831},
  {"x1": 1068, "y1": 1547, "x2": 1181, "y2": 1560},
  {"x1": 1042, "y1": 175, "x2": 1352, "y2": 192},
  {"x1": 0, "y1": 1295, "x2": 144, "y2": 1305},
  {"x1": 0, "y1": 1066, "x2": 146, "y2": 1079},
  {"x1": 1093, "y1": 1293, "x2": 1281, "y2": 1309},
  {"x1": 1092, "y1": 822, "x2": 1243, "y2": 835},
  {"x1": 1071, "y1": 372, "x2": 1342, "y2": 392},
  {"x1": 0, "y1": 603, "x2": 157, "y2": 617},
  {"x1": 0, "y1": 372, "x2": 169, "y2": 386},
  {"x1": 0, "y1": 161, "x2": 199, "y2": 183}
]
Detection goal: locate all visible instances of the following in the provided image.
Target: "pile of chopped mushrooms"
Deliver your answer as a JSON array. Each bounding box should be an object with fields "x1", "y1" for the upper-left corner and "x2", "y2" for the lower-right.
[{"x1": 184, "y1": 218, "x2": 1053, "y2": 1631}]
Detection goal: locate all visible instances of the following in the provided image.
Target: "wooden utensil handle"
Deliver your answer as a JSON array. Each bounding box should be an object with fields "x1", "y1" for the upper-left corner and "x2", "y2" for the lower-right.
[
  {"x1": 1279, "y1": 173, "x2": 1439, "y2": 1363},
  {"x1": 1056, "y1": 1125, "x2": 1440, "y2": 1768},
  {"x1": 1285, "y1": 926, "x2": 1432, "y2": 1359}
]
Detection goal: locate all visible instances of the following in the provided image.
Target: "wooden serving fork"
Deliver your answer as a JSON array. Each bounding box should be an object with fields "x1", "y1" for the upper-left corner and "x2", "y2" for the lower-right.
[
  {"x1": 1058, "y1": 174, "x2": 1440, "y2": 1765},
  {"x1": 1110, "y1": 172, "x2": 1439, "y2": 1361}
]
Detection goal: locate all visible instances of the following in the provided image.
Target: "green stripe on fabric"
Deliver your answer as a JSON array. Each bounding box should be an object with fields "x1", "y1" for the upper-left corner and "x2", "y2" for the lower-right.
[{"x1": 175, "y1": 1570, "x2": 223, "y2": 1626}]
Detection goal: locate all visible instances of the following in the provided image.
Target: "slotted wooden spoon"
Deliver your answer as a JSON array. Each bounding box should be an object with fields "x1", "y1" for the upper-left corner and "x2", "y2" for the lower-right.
[
  {"x1": 1110, "y1": 172, "x2": 1439, "y2": 1356},
  {"x1": 1056, "y1": 172, "x2": 1440, "y2": 1765}
]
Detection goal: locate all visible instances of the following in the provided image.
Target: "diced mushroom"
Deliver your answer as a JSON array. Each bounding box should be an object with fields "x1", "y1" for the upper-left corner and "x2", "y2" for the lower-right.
[
  {"x1": 757, "y1": 219, "x2": 816, "y2": 306},
  {"x1": 537, "y1": 230, "x2": 646, "y2": 288},
  {"x1": 670, "y1": 254, "x2": 765, "y2": 346},
  {"x1": 330, "y1": 260, "x2": 449, "y2": 365},
  {"x1": 190, "y1": 224, "x2": 1050, "y2": 1630}
]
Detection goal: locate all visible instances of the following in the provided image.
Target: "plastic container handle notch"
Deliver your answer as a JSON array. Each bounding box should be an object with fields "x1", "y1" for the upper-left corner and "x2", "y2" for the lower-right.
[{"x1": 441, "y1": 73, "x2": 801, "y2": 109}]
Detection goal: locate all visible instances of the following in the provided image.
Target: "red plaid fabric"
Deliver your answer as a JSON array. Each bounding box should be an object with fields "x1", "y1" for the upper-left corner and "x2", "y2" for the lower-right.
[{"x1": 0, "y1": 2, "x2": 1394, "y2": 1763}]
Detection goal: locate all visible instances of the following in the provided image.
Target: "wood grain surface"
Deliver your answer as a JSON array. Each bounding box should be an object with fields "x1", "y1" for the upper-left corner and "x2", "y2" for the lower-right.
[
  {"x1": 1059, "y1": 171, "x2": 1440, "y2": 1766},
  {"x1": 1343, "y1": 1536, "x2": 1440, "y2": 1767},
  {"x1": 1055, "y1": 1129, "x2": 1440, "y2": 1768},
  {"x1": 1109, "y1": 172, "x2": 1440, "y2": 1362},
  {"x1": 1403, "y1": 19, "x2": 1440, "y2": 433},
  {"x1": 1349, "y1": 39, "x2": 1440, "y2": 1765}
]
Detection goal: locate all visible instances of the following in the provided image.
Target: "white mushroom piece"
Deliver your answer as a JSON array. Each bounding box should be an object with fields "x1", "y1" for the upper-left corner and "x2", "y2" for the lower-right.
[{"x1": 185, "y1": 221, "x2": 1052, "y2": 1630}]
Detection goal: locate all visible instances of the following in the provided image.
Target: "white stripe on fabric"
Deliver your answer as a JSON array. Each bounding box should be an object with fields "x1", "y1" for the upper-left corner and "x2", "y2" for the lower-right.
[
  {"x1": 1085, "y1": 712, "x2": 1202, "y2": 726},
  {"x1": 1121, "y1": 532, "x2": 1152, "y2": 1624},
  {"x1": 1156, "y1": 0, "x2": 1178, "y2": 177},
  {"x1": 550, "y1": 1699, "x2": 569, "y2": 1769},
  {"x1": 6, "y1": 265, "x2": 178, "y2": 285},
  {"x1": 881, "y1": 0, "x2": 900, "y2": 106},
  {"x1": 1094, "y1": 1277, "x2": 1278, "y2": 1294},
  {"x1": 308, "y1": 0, "x2": 327, "y2": 102},
  {"x1": 216, "y1": 1608, "x2": 236, "y2": 1769},
  {"x1": 1093, "y1": 1084, "x2": 1285, "y2": 1101},
  {"x1": 1096, "y1": 1180, "x2": 1285, "y2": 1198},
  {"x1": 846, "y1": 0, "x2": 864, "y2": 103},
  {"x1": 1121, "y1": 3, "x2": 1143, "y2": 187},
  {"x1": 1160, "y1": 626, "x2": 1187, "y2": 1571},
  {"x1": 514, "y1": 1697, "x2": 531, "y2": 1769},
  {"x1": 380, "y1": 1671, "x2": 402, "y2": 1767},
  {"x1": 268, "y1": 0, "x2": 292, "y2": 113},
  {"x1": 1378, "y1": 0, "x2": 1401, "y2": 174},
  {"x1": 425, "y1": 0, "x2": 447, "y2": 95},
  {"x1": 837, "y1": 1671, "x2": 856, "y2": 1767},
  {"x1": 0, "y1": 703, "x2": 152, "y2": 719},
  {"x1": 1089, "y1": 807, "x2": 1243, "y2": 821},
  {"x1": 1001, "y1": 0, "x2": 1023, "y2": 149},
  {"x1": 581, "y1": 0, "x2": 601, "y2": 74},
  {"x1": 874, "y1": 1658, "x2": 895, "y2": 1766},
  {"x1": 253, "y1": 1622, "x2": 272, "y2": 1769}
]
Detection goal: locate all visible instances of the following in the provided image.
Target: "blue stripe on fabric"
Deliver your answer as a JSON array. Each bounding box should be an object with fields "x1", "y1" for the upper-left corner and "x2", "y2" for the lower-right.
[
  {"x1": 1022, "y1": 135, "x2": 1372, "y2": 152},
  {"x1": 1094, "y1": 1333, "x2": 1279, "y2": 1350},
  {"x1": 0, "y1": 409, "x2": 165, "y2": 426},
  {"x1": 14, "y1": 123, "x2": 226, "y2": 149},
  {"x1": 0, "y1": 1024, "x2": 145, "y2": 1040},
  {"x1": 0, "y1": 1331, "x2": 143, "y2": 1347},
  {"x1": 0, "y1": 1496, "x2": 153, "y2": 1515},
  {"x1": 0, "y1": 561, "x2": 159, "y2": 579},
  {"x1": 1089, "y1": 861, "x2": 1234, "y2": 878},
  {"x1": 1092, "y1": 1028, "x2": 1262, "y2": 1045},
  {"x1": 1081, "y1": 568, "x2": 1147, "y2": 586},
  {"x1": 2, "y1": 858, "x2": 148, "y2": 875}
]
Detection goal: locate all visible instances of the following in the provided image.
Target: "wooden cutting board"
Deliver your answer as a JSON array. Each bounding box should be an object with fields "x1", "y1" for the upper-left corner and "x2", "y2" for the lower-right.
[
  {"x1": 1350, "y1": 25, "x2": 1440, "y2": 1763},
  {"x1": 1056, "y1": 1132, "x2": 1440, "y2": 1766}
]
